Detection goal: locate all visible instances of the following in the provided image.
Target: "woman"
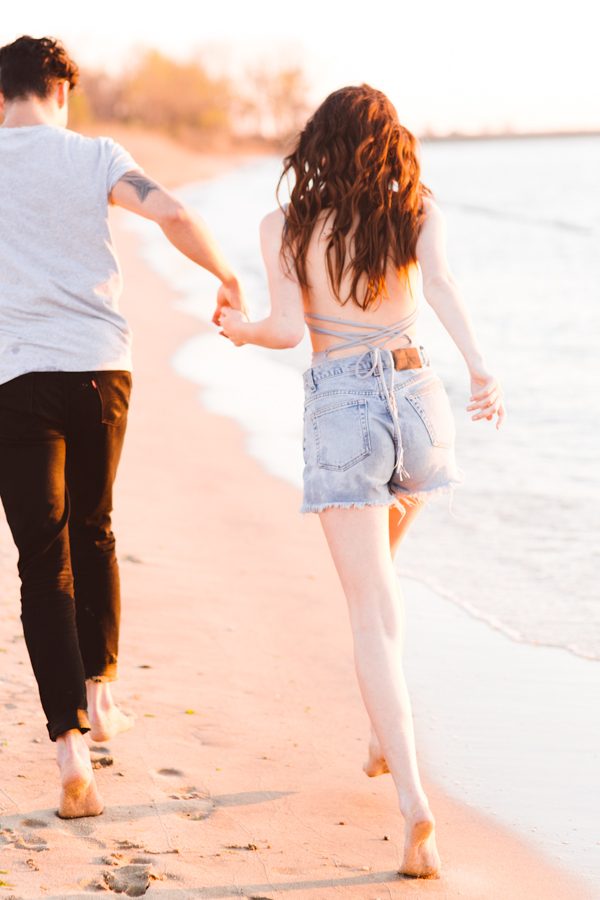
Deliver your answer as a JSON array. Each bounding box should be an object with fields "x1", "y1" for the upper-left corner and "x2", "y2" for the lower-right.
[{"x1": 219, "y1": 85, "x2": 504, "y2": 879}]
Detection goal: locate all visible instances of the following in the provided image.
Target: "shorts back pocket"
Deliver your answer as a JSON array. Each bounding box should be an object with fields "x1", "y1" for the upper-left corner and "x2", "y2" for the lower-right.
[
  {"x1": 406, "y1": 378, "x2": 455, "y2": 449},
  {"x1": 312, "y1": 398, "x2": 371, "y2": 471}
]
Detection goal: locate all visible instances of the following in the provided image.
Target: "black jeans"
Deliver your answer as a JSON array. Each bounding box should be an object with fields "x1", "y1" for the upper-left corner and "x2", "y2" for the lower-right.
[{"x1": 0, "y1": 371, "x2": 131, "y2": 741}]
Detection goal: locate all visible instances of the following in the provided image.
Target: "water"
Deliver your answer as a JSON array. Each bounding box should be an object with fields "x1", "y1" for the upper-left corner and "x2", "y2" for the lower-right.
[{"x1": 128, "y1": 135, "x2": 600, "y2": 661}]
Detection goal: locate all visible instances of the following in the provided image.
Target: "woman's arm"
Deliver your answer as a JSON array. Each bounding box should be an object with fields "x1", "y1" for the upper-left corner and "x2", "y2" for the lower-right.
[
  {"x1": 219, "y1": 209, "x2": 305, "y2": 350},
  {"x1": 417, "y1": 198, "x2": 505, "y2": 428}
]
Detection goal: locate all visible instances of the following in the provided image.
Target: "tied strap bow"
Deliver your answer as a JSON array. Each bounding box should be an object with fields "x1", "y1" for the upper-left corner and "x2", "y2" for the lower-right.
[{"x1": 305, "y1": 309, "x2": 419, "y2": 478}]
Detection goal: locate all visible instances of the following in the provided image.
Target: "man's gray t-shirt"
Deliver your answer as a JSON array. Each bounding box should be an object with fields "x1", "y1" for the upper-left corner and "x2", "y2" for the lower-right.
[{"x1": 0, "y1": 124, "x2": 140, "y2": 385}]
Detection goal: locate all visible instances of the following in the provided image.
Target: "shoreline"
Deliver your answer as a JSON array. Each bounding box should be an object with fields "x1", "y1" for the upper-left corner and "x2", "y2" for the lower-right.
[
  {"x1": 133, "y1": 143, "x2": 599, "y2": 891},
  {"x1": 126, "y1": 134, "x2": 598, "y2": 891},
  {"x1": 421, "y1": 128, "x2": 600, "y2": 143},
  {"x1": 120, "y1": 212, "x2": 597, "y2": 898},
  {"x1": 135, "y1": 210, "x2": 600, "y2": 893},
  {"x1": 0, "y1": 139, "x2": 594, "y2": 897},
  {"x1": 78, "y1": 117, "x2": 600, "y2": 153}
]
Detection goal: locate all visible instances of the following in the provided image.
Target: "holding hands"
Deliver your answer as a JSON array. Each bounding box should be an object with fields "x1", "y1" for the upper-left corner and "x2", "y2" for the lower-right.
[
  {"x1": 218, "y1": 306, "x2": 249, "y2": 346},
  {"x1": 212, "y1": 278, "x2": 248, "y2": 327}
]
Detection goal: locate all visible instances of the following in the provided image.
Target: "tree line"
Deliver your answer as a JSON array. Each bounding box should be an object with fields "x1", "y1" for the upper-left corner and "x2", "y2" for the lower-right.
[{"x1": 71, "y1": 50, "x2": 311, "y2": 147}]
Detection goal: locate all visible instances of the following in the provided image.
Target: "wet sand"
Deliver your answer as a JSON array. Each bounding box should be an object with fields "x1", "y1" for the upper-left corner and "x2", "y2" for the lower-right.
[{"x1": 0, "y1": 134, "x2": 593, "y2": 898}]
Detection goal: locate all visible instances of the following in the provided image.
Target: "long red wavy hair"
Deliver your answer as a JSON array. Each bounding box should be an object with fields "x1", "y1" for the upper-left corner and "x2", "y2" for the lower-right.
[{"x1": 278, "y1": 84, "x2": 430, "y2": 310}]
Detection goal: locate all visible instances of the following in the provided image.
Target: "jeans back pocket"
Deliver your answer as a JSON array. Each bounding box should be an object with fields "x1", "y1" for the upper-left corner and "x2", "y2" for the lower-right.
[
  {"x1": 93, "y1": 372, "x2": 132, "y2": 427},
  {"x1": 312, "y1": 398, "x2": 371, "y2": 471}
]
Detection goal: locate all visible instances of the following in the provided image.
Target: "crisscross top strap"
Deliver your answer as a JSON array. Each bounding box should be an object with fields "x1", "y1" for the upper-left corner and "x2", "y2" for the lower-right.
[{"x1": 305, "y1": 307, "x2": 419, "y2": 357}]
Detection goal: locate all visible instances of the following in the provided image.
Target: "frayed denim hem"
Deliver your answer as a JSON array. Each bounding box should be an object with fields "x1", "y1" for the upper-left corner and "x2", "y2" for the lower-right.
[
  {"x1": 301, "y1": 476, "x2": 463, "y2": 515},
  {"x1": 300, "y1": 498, "x2": 398, "y2": 515},
  {"x1": 393, "y1": 477, "x2": 463, "y2": 518}
]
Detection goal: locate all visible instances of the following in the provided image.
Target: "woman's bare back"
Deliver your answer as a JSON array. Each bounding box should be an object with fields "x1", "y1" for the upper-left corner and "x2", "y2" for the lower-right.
[{"x1": 301, "y1": 210, "x2": 421, "y2": 358}]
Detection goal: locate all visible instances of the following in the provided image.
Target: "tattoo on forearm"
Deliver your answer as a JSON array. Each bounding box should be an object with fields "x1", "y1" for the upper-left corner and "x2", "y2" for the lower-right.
[{"x1": 121, "y1": 172, "x2": 160, "y2": 202}]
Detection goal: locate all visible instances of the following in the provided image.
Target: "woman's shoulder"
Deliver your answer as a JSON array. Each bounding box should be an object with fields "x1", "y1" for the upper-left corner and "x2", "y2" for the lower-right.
[
  {"x1": 421, "y1": 195, "x2": 443, "y2": 221},
  {"x1": 259, "y1": 206, "x2": 286, "y2": 245},
  {"x1": 260, "y1": 206, "x2": 285, "y2": 228},
  {"x1": 417, "y1": 197, "x2": 446, "y2": 245}
]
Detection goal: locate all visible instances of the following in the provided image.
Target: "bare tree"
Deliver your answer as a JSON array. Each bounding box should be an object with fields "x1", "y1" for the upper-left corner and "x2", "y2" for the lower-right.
[{"x1": 241, "y1": 63, "x2": 311, "y2": 141}]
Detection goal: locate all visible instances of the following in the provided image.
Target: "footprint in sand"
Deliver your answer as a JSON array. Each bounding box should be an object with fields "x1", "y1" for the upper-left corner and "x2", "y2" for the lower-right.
[
  {"x1": 0, "y1": 828, "x2": 48, "y2": 851},
  {"x1": 20, "y1": 818, "x2": 48, "y2": 829},
  {"x1": 92, "y1": 755, "x2": 114, "y2": 769},
  {"x1": 152, "y1": 769, "x2": 215, "y2": 819},
  {"x1": 163, "y1": 784, "x2": 214, "y2": 821},
  {"x1": 176, "y1": 801, "x2": 213, "y2": 821},
  {"x1": 98, "y1": 851, "x2": 125, "y2": 867},
  {"x1": 114, "y1": 840, "x2": 143, "y2": 851},
  {"x1": 168, "y1": 787, "x2": 204, "y2": 800},
  {"x1": 103, "y1": 862, "x2": 157, "y2": 897},
  {"x1": 55, "y1": 814, "x2": 98, "y2": 837}
]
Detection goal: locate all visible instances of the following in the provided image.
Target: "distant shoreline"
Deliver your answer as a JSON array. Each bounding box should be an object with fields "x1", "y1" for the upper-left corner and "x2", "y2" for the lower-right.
[
  {"x1": 420, "y1": 128, "x2": 600, "y2": 143},
  {"x1": 75, "y1": 119, "x2": 600, "y2": 161}
]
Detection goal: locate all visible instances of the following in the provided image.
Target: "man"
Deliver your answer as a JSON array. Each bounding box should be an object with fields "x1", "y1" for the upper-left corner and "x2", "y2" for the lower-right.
[{"x1": 0, "y1": 35, "x2": 243, "y2": 818}]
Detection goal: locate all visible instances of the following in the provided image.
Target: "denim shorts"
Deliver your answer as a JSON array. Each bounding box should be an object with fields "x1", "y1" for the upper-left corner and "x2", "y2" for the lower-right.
[{"x1": 301, "y1": 350, "x2": 462, "y2": 513}]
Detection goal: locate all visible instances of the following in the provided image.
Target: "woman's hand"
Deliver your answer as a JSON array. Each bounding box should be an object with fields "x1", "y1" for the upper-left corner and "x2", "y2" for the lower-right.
[
  {"x1": 218, "y1": 307, "x2": 248, "y2": 346},
  {"x1": 212, "y1": 278, "x2": 247, "y2": 326},
  {"x1": 467, "y1": 368, "x2": 506, "y2": 430}
]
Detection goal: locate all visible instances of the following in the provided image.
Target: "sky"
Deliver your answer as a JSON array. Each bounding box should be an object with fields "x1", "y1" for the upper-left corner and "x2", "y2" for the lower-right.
[{"x1": 2, "y1": 0, "x2": 599, "y2": 134}]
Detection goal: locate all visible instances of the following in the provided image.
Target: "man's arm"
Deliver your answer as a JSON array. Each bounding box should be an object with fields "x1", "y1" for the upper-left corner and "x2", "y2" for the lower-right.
[{"x1": 110, "y1": 171, "x2": 246, "y2": 315}]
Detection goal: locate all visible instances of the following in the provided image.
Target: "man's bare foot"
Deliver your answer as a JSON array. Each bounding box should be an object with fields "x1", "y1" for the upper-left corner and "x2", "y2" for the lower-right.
[
  {"x1": 88, "y1": 704, "x2": 134, "y2": 743},
  {"x1": 56, "y1": 730, "x2": 104, "y2": 819},
  {"x1": 363, "y1": 733, "x2": 390, "y2": 777},
  {"x1": 399, "y1": 812, "x2": 441, "y2": 879},
  {"x1": 86, "y1": 680, "x2": 135, "y2": 743}
]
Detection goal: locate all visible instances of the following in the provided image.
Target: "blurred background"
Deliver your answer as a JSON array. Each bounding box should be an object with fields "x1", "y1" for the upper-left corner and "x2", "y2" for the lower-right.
[
  {"x1": 1, "y1": 0, "x2": 599, "y2": 656},
  {"x1": 2, "y1": 3, "x2": 600, "y2": 881},
  {"x1": 2, "y1": 0, "x2": 599, "y2": 144}
]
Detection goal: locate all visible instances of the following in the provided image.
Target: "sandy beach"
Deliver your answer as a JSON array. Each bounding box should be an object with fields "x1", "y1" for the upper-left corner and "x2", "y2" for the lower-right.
[{"x1": 0, "y1": 135, "x2": 594, "y2": 899}]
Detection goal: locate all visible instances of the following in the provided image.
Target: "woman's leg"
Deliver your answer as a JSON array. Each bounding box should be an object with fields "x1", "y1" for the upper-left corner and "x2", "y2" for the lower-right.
[
  {"x1": 365, "y1": 496, "x2": 425, "y2": 777},
  {"x1": 319, "y1": 503, "x2": 439, "y2": 878},
  {"x1": 389, "y1": 496, "x2": 424, "y2": 561}
]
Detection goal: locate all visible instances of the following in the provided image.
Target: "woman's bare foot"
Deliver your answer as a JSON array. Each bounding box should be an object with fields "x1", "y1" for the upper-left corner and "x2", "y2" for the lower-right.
[
  {"x1": 56, "y1": 730, "x2": 104, "y2": 819},
  {"x1": 86, "y1": 680, "x2": 135, "y2": 743},
  {"x1": 363, "y1": 732, "x2": 390, "y2": 777},
  {"x1": 399, "y1": 811, "x2": 441, "y2": 879}
]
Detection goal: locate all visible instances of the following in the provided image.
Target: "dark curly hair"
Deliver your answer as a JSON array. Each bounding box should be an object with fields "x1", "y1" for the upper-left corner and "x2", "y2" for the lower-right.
[
  {"x1": 0, "y1": 35, "x2": 79, "y2": 101},
  {"x1": 278, "y1": 84, "x2": 430, "y2": 310}
]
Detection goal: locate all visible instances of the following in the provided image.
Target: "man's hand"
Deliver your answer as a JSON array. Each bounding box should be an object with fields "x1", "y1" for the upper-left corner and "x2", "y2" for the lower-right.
[{"x1": 212, "y1": 279, "x2": 247, "y2": 326}]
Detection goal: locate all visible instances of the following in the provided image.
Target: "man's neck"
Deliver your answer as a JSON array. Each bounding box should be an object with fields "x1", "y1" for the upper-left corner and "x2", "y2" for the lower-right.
[{"x1": 1, "y1": 98, "x2": 63, "y2": 128}]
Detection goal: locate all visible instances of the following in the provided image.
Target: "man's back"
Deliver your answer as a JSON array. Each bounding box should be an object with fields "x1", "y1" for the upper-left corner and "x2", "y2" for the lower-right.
[
  {"x1": 0, "y1": 125, "x2": 138, "y2": 383},
  {"x1": 0, "y1": 32, "x2": 246, "y2": 823}
]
